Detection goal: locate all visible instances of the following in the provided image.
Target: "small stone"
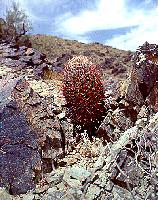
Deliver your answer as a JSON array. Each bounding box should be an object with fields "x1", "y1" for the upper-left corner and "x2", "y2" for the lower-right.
[
  {"x1": 56, "y1": 182, "x2": 65, "y2": 191},
  {"x1": 68, "y1": 188, "x2": 83, "y2": 199},
  {"x1": 135, "y1": 118, "x2": 148, "y2": 127},
  {"x1": 35, "y1": 185, "x2": 49, "y2": 194},
  {"x1": 21, "y1": 193, "x2": 36, "y2": 200},
  {"x1": 105, "y1": 180, "x2": 114, "y2": 191},
  {"x1": 25, "y1": 48, "x2": 35, "y2": 56},
  {"x1": 46, "y1": 170, "x2": 64, "y2": 185},
  {"x1": 65, "y1": 178, "x2": 81, "y2": 188},
  {"x1": 137, "y1": 105, "x2": 149, "y2": 119},
  {"x1": 42, "y1": 191, "x2": 65, "y2": 200},
  {"x1": 66, "y1": 166, "x2": 91, "y2": 182},
  {"x1": 97, "y1": 171, "x2": 109, "y2": 188},
  {"x1": 0, "y1": 188, "x2": 12, "y2": 200},
  {"x1": 57, "y1": 111, "x2": 65, "y2": 119},
  {"x1": 85, "y1": 185, "x2": 101, "y2": 200},
  {"x1": 94, "y1": 155, "x2": 105, "y2": 169},
  {"x1": 47, "y1": 187, "x2": 58, "y2": 194},
  {"x1": 112, "y1": 186, "x2": 134, "y2": 200}
]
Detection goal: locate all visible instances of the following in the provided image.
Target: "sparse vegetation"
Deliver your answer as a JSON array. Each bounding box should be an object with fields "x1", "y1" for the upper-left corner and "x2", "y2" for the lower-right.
[
  {"x1": 29, "y1": 35, "x2": 132, "y2": 62},
  {"x1": 29, "y1": 34, "x2": 133, "y2": 81},
  {"x1": 0, "y1": 1, "x2": 31, "y2": 43}
]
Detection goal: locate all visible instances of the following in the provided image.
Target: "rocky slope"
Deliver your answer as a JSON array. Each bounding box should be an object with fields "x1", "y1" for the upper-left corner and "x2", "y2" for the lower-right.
[
  {"x1": 0, "y1": 39, "x2": 158, "y2": 200},
  {"x1": 30, "y1": 34, "x2": 133, "y2": 79}
]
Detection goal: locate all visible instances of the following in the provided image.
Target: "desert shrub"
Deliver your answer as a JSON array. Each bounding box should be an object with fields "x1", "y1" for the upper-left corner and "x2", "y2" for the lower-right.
[
  {"x1": 0, "y1": 1, "x2": 31, "y2": 43},
  {"x1": 16, "y1": 35, "x2": 32, "y2": 47},
  {"x1": 0, "y1": 18, "x2": 6, "y2": 40},
  {"x1": 63, "y1": 55, "x2": 106, "y2": 138}
]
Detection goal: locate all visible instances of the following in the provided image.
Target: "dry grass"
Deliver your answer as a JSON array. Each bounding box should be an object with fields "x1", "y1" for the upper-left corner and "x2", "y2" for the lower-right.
[
  {"x1": 29, "y1": 34, "x2": 133, "y2": 82},
  {"x1": 30, "y1": 34, "x2": 132, "y2": 62}
]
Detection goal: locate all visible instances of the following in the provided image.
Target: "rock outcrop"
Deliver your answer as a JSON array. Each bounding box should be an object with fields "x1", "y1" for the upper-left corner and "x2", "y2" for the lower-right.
[
  {"x1": 0, "y1": 41, "x2": 52, "y2": 80},
  {"x1": 0, "y1": 41, "x2": 73, "y2": 195},
  {"x1": 126, "y1": 41, "x2": 158, "y2": 112}
]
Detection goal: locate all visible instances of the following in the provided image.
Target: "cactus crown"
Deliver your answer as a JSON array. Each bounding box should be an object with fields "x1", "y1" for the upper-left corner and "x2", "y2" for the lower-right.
[{"x1": 63, "y1": 55, "x2": 105, "y2": 137}]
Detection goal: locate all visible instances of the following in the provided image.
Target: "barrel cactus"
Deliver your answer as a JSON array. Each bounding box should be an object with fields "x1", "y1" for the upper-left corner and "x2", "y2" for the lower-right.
[{"x1": 63, "y1": 55, "x2": 105, "y2": 139}]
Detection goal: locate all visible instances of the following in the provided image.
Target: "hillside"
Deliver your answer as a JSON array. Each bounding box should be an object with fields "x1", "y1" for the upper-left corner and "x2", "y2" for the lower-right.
[{"x1": 30, "y1": 34, "x2": 133, "y2": 80}]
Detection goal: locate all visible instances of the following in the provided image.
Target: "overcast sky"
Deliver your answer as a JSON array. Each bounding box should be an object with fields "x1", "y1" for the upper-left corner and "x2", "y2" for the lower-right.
[{"x1": 1, "y1": 0, "x2": 158, "y2": 51}]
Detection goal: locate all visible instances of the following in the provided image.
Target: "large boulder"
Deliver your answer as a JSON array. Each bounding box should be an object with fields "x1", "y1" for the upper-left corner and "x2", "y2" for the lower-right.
[
  {"x1": 125, "y1": 42, "x2": 158, "y2": 112},
  {"x1": 0, "y1": 76, "x2": 41, "y2": 194}
]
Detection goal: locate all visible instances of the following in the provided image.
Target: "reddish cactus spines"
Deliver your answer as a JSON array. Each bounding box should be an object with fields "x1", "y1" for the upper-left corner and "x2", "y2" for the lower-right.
[{"x1": 63, "y1": 56, "x2": 105, "y2": 138}]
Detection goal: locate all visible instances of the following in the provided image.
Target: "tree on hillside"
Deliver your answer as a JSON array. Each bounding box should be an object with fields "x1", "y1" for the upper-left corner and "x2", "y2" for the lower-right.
[
  {"x1": 0, "y1": 1, "x2": 32, "y2": 43},
  {"x1": 5, "y1": 1, "x2": 32, "y2": 41},
  {"x1": 0, "y1": 0, "x2": 7, "y2": 39},
  {"x1": 0, "y1": 18, "x2": 6, "y2": 39}
]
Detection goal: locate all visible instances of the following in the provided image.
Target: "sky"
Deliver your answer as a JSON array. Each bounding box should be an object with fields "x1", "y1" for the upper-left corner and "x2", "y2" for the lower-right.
[{"x1": 1, "y1": 0, "x2": 158, "y2": 51}]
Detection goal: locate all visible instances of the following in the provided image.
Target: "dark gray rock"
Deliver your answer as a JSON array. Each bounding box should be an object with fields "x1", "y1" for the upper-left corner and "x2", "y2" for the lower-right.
[
  {"x1": 53, "y1": 53, "x2": 72, "y2": 72},
  {"x1": 126, "y1": 42, "x2": 158, "y2": 110},
  {"x1": 0, "y1": 43, "x2": 49, "y2": 79},
  {"x1": 0, "y1": 101, "x2": 41, "y2": 195}
]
